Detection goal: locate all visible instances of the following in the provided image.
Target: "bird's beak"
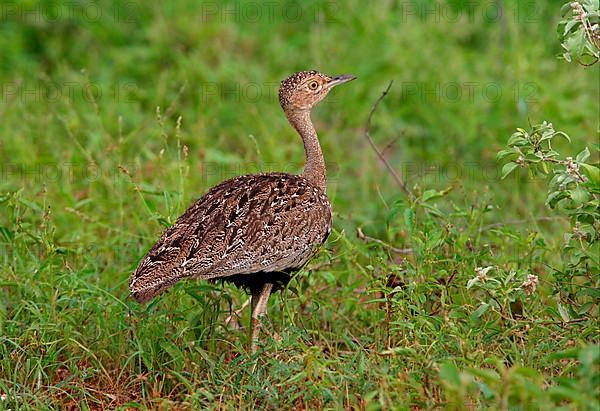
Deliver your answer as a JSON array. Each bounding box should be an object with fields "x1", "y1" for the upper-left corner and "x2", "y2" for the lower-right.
[{"x1": 328, "y1": 74, "x2": 357, "y2": 87}]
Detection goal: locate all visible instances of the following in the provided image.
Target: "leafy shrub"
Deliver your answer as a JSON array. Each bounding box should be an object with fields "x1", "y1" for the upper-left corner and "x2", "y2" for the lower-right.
[
  {"x1": 498, "y1": 121, "x2": 599, "y2": 317},
  {"x1": 558, "y1": 0, "x2": 600, "y2": 65}
]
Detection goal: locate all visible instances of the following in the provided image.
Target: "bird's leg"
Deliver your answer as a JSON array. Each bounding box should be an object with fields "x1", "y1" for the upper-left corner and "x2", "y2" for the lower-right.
[{"x1": 250, "y1": 282, "x2": 274, "y2": 353}]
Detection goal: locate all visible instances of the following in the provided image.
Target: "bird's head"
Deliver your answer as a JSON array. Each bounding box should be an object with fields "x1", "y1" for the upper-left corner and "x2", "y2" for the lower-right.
[{"x1": 278, "y1": 70, "x2": 356, "y2": 112}]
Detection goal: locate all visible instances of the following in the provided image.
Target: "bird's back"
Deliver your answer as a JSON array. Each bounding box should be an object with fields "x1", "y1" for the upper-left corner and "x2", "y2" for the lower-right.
[{"x1": 129, "y1": 172, "x2": 332, "y2": 302}]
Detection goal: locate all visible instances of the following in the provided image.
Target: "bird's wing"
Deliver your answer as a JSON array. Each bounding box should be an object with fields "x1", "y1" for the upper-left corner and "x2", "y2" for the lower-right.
[{"x1": 129, "y1": 173, "x2": 331, "y2": 302}]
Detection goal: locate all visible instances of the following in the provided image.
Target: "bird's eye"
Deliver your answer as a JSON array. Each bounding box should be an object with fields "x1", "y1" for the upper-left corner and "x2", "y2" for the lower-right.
[{"x1": 308, "y1": 81, "x2": 320, "y2": 91}]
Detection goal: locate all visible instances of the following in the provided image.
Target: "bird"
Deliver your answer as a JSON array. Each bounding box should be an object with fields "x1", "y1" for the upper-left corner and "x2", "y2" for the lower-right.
[{"x1": 129, "y1": 70, "x2": 356, "y2": 352}]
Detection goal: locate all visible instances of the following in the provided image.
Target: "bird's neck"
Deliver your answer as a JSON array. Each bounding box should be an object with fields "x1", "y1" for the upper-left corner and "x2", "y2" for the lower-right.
[{"x1": 285, "y1": 109, "x2": 327, "y2": 193}]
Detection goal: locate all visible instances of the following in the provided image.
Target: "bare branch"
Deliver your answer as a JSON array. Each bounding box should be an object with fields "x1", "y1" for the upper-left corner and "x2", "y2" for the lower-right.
[
  {"x1": 356, "y1": 227, "x2": 413, "y2": 254},
  {"x1": 363, "y1": 81, "x2": 414, "y2": 200}
]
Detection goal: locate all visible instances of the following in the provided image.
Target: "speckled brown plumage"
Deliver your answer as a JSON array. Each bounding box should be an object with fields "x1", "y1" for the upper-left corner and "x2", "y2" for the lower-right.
[
  {"x1": 129, "y1": 70, "x2": 355, "y2": 352},
  {"x1": 130, "y1": 173, "x2": 331, "y2": 302}
]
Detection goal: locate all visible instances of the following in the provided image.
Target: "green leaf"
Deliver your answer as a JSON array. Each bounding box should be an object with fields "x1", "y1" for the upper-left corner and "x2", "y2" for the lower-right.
[
  {"x1": 581, "y1": 163, "x2": 600, "y2": 185},
  {"x1": 501, "y1": 162, "x2": 518, "y2": 179},
  {"x1": 578, "y1": 344, "x2": 600, "y2": 368},
  {"x1": 562, "y1": 18, "x2": 581, "y2": 36},
  {"x1": 576, "y1": 147, "x2": 591, "y2": 163},
  {"x1": 386, "y1": 199, "x2": 405, "y2": 227},
  {"x1": 548, "y1": 173, "x2": 562, "y2": 190},
  {"x1": 548, "y1": 386, "x2": 580, "y2": 401},
  {"x1": 570, "y1": 187, "x2": 590, "y2": 205},
  {"x1": 514, "y1": 366, "x2": 542, "y2": 379},
  {"x1": 466, "y1": 277, "x2": 479, "y2": 289},
  {"x1": 18, "y1": 198, "x2": 42, "y2": 213},
  {"x1": 379, "y1": 347, "x2": 417, "y2": 356},
  {"x1": 475, "y1": 381, "x2": 495, "y2": 399},
  {"x1": 560, "y1": 3, "x2": 573, "y2": 18},
  {"x1": 439, "y1": 362, "x2": 461, "y2": 387},
  {"x1": 0, "y1": 226, "x2": 14, "y2": 242},
  {"x1": 578, "y1": 302, "x2": 594, "y2": 315},
  {"x1": 564, "y1": 27, "x2": 587, "y2": 61},
  {"x1": 558, "y1": 303, "x2": 571, "y2": 322},
  {"x1": 470, "y1": 303, "x2": 489, "y2": 320},
  {"x1": 422, "y1": 189, "x2": 440, "y2": 203},
  {"x1": 541, "y1": 161, "x2": 551, "y2": 174},
  {"x1": 422, "y1": 187, "x2": 451, "y2": 203},
  {"x1": 547, "y1": 347, "x2": 580, "y2": 361},
  {"x1": 507, "y1": 133, "x2": 529, "y2": 146},
  {"x1": 422, "y1": 203, "x2": 445, "y2": 217},
  {"x1": 496, "y1": 148, "x2": 516, "y2": 161},
  {"x1": 546, "y1": 190, "x2": 569, "y2": 208}
]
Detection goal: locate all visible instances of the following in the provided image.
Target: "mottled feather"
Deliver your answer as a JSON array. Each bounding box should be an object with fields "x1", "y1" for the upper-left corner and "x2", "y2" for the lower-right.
[{"x1": 129, "y1": 172, "x2": 331, "y2": 302}]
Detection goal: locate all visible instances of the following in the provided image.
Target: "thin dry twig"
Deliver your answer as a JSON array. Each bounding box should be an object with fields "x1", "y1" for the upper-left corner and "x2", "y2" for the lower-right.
[
  {"x1": 356, "y1": 227, "x2": 413, "y2": 254},
  {"x1": 381, "y1": 134, "x2": 403, "y2": 156},
  {"x1": 363, "y1": 81, "x2": 414, "y2": 200}
]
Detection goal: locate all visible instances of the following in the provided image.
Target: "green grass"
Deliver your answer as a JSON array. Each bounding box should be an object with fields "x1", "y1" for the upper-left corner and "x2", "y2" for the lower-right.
[{"x1": 0, "y1": 0, "x2": 598, "y2": 409}]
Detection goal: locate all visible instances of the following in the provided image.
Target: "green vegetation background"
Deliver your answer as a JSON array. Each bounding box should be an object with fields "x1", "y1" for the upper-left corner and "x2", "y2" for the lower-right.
[{"x1": 0, "y1": 0, "x2": 598, "y2": 409}]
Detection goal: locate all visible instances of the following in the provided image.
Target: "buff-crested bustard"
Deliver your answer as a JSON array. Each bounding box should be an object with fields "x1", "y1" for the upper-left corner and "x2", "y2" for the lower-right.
[{"x1": 129, "y1": 70, "x2": 356, "y2": 352}]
